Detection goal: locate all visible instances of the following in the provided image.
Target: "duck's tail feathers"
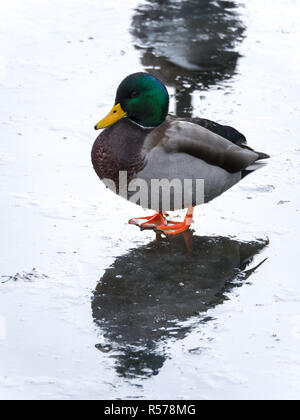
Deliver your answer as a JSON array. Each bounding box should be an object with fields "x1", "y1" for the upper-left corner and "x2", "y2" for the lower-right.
[
  {"x1": 241, "y1": 144, "x2": 270, "y2": 161},
  {"x1": 256, "y1": 151, "x2": 270, "y2": 160}
]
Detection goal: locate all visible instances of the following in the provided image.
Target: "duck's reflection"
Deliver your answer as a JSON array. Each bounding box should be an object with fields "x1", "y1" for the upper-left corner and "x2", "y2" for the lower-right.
[
  {"x1": 92, "y1": 235, "x2": 267, "y2": 379},
  {"x1": 131, "y1": 0, "x2": 246, "y2": 116}
]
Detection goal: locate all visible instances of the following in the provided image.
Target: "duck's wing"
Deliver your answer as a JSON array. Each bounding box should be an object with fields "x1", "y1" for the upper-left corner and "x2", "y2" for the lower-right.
[
  {"x1": 181, "y1": 116, "x2": 270, "y2": 161},
  {"x1": 161, "y1": 119, "x2": 269, "y2": 173},
  {"x1": 182, "y1": 117, "x2": 247, "y2": 146}
]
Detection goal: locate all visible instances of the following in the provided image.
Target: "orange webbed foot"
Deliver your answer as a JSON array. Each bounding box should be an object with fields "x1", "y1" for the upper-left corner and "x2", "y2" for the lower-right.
[
  {"x1": 154, "y1": 208, "x2": 194, "y2": 236},
  {"x1": 155, "y1": 221, "x2": 191, "y2": 236},
  {"x1": 129, "y1": 207, "x2": 194, "y2": 236},
  {"x1": 129, "y1": 212, "x2": 169, "y2": 230}
]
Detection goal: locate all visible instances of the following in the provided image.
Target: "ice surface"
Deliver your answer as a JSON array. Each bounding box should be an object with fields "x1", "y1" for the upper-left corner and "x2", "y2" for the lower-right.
[{"x1": 0, "y1": 0, "x2": 300, "y2": 400}]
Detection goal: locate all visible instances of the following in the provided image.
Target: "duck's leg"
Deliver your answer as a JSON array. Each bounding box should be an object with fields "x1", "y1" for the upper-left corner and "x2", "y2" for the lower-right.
[
  {"x1": 129, "y1": 211, "x2": 169, "y2": 230},
  {"x1": 155, "y1": 206, "x2": 194, "y2": 236},
  {"x1": 183, "y1": 230, "x2": 194, "y2": 257}
]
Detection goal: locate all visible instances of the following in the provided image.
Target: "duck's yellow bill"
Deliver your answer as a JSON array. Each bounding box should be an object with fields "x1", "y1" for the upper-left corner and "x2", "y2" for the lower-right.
[{"x1": 94, "y1": 103, "x2": 127, "y2": 130}]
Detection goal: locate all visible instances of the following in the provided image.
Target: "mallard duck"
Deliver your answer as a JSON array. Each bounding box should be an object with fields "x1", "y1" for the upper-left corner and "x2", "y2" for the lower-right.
[{"x1": 92, "y1": 72, "x2": 269, "y2": 236}]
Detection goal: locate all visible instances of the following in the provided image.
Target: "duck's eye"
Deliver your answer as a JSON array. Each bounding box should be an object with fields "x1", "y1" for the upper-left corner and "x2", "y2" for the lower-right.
[{"x1": 131, "y1": 91, "x2": 138, "y2": 98}]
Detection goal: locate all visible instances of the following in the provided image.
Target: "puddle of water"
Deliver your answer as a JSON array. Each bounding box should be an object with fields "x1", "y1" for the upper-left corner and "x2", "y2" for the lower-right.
[
  {"x1": 92, "y1": 235, "x2": 267, "y2": 379},
  {"x1": 132, "y1": 0, "x2": 246, "y2": 116}
]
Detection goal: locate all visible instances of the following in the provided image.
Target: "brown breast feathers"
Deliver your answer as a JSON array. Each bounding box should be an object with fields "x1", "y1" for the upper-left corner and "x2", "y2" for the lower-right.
[{"x1": 91, "y1": 118, "x2": 153, "y2": 192}]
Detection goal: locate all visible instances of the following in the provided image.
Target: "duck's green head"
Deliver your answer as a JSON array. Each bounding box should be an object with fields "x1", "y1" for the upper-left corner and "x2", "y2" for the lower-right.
[{"x1": 95, "y1": 73, "x2": 169, "y2": 130}]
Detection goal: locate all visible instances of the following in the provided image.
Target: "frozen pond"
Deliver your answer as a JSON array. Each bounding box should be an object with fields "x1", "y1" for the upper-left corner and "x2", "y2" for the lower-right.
[{"x1": 1, "y1": 0, "x2": 300, "y2": 400}]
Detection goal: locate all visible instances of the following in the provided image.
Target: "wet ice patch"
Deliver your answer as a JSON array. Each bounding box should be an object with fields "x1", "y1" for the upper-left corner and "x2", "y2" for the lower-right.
[{"x1": 239, "y1": 184, "x2": 275, "y2": 193}]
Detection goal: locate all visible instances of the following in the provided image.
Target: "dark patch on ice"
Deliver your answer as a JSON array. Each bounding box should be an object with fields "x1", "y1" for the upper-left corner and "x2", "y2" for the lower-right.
[
  {"x1": 131, "y1": 0, "x2": 246, "y2": 117},
  {"x1": 92, "y1": 235, "x2": 268, "y2": 379}
]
